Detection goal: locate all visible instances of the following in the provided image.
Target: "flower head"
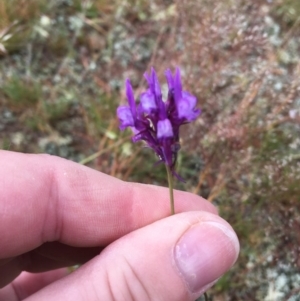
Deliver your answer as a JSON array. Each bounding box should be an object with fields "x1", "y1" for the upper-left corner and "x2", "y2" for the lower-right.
[{"x1": 116, "y1": 67, "x2": 200, "y2": 180}]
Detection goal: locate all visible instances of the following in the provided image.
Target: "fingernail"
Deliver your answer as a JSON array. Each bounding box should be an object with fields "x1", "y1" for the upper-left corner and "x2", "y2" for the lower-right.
[{"x1": 174, "y1": 221, "x2": 239, "y2": 293}]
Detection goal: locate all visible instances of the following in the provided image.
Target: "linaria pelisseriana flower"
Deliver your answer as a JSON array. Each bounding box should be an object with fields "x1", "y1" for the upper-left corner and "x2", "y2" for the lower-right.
[{"x1": 117, "y1": 67, "x2": 200, "y2": 180}]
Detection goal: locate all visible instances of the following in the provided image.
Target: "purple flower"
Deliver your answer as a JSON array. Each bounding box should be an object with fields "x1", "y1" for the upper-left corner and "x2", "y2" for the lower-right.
[{"x1": 116, "y1": 67, "x2": 200, "y2": 179}]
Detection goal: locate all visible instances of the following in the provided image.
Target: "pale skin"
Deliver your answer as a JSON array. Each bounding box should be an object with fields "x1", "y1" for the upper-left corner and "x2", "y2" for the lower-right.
[{"x1": 0, "y1": 151, "x2": 239, "y2": 301}]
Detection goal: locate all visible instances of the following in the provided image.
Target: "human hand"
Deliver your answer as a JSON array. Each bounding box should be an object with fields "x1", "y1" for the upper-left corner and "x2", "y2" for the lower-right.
[{"x1": 0, "y1": 150, "x2": 239, "y2": 301}]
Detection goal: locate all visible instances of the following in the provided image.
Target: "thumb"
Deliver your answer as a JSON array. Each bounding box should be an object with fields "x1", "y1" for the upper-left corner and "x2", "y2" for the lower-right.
[{"x1": 26, "y1": 211, "x2": 239, "y2": 301}]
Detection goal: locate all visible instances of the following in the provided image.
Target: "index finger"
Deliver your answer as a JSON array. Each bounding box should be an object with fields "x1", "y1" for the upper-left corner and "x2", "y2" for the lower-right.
[{"x1": 0, "y1": 150, "x2": 216, "y2": 258}]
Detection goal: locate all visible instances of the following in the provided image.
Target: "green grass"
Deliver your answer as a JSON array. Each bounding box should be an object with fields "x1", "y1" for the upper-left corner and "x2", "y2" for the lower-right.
[
  {"x1": 273, "y1": 0, "x2": 300, "y2": 26},
  {"x1": 2, "y1": 76, "x2": 42, "y2": 109}
]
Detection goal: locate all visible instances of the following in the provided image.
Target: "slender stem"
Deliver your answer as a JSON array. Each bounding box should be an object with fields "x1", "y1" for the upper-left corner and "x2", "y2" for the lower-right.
[
  {"x1": 166, "y1": 165, "x2": 208, "y2": 301},
  {"x1": 165, "y1": 165, "x2": 175, "y2": 215}
]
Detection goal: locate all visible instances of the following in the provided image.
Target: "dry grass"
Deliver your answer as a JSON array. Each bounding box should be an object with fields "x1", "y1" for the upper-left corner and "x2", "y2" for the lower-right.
[
  {"x1": 0, "y1": 0, "x2": 300, "y2": 300},
  {"x1": 0, "y1": 0, "x2": 47, "y2": 54}
]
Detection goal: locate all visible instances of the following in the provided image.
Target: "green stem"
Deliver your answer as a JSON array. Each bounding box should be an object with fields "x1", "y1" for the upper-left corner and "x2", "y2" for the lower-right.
[
  {"x1": 204, "y1": 292, "x2": 208, "y2": 301},
  {"x1": 166, "y1": 165, "x2": 208, "y2": 301},
  {"x1": 165, "y1": 165, "x2": 175, "y2": 215}
]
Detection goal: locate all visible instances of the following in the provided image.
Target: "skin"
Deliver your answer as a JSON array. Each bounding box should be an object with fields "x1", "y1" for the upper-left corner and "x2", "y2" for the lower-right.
[{"x1": 0, "y1": 150, "x2": 239, "y2": 301}]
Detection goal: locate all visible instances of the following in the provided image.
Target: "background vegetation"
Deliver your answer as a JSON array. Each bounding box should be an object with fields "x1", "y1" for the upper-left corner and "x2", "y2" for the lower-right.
[{"x1": 0, "y1": 0, "x2": 300, "y2": 300}]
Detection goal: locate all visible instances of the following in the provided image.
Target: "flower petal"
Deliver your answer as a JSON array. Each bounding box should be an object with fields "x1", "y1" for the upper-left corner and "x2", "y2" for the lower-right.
[
  {"x1": 165, "y1": 68, "x2": 174, "y2": 90},
  {"x1": 126, "y1": 79, "x2": 137, "y2": 120},
  {"x1": 140, "y1": 89, "x2": 157, "y2": 113},
  {"x1": 117, "y1": 66, "x2": 200, "y2": 176},
  {"x1": 157, "y1": 119, "x2": 174, "y2": 139},
  {"x1": 151, "y1": 67, "x2": 162, "y2": 97},
  {"x1": 116, "y1": 106, "x2": 135, "y2": 130},
  {"x1": 174, "y1": 67, "x2": 183, "y2": 105},
  {"x1": 177, "y1": 91, "x2": 201, "y2": 121}
]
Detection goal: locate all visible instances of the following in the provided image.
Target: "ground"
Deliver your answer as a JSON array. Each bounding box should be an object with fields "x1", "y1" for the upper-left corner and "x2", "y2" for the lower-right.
[{"x1": 0, "y1": 0, "x2": 300, "y2": 300}]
